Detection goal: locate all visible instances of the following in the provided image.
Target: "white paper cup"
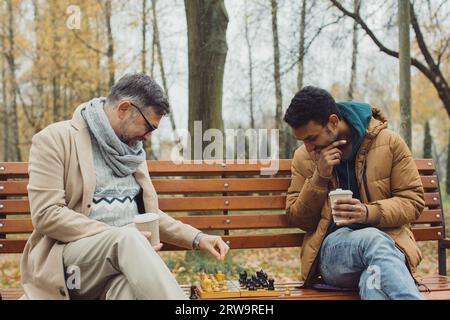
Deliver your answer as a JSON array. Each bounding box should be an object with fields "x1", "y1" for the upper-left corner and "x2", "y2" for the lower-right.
[
  {"x1": 133, "y1": 213, "x2": 160, "y2": 246},
  {"x1": 329, "y1": 189, "x2": 353, "y2": 223}
]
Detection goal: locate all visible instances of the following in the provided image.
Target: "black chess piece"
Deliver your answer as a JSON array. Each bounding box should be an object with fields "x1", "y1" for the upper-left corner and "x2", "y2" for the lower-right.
[
  {"x1": 254, "y1": 278, "x2": 262, "y2": 289},
  {"x1": 189, "y1": 285, "x2": 198, "y2": 299},
  {"x1": 247, "y1": 280, "x2": 256, "y2": 291},
  {"x1": 239, "y1": 271, "x2": 248, "y2": 285},
  {"x1": 268, "y1": 278, "x2": 275, "y2": 291}
]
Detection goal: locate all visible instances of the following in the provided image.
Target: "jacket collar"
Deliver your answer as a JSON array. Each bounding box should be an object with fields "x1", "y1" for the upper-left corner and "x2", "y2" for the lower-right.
[
  {"x1": 357, "y1": 107, "x2": 388, "y2": 159},
  {"x1": 70, "y1": 104, "x2": 89, "y2": 131}
]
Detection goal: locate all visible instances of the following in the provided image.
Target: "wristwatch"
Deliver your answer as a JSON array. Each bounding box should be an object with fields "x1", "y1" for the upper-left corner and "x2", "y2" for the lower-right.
[{"x1": 193, "y1": 232, "x2": 206, "y2": 250}]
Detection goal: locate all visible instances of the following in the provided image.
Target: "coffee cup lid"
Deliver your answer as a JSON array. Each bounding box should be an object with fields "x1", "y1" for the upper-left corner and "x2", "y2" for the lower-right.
[
  {"x1": 133, "y1": 213, "x2": 159, "y2": 223},
  {"x1": 328, "y1": 188, "x2": 353, "y2": 196}
]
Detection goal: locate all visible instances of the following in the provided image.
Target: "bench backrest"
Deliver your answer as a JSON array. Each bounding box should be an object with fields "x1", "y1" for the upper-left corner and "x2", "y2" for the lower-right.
[{"x1": 0, "y1": 159, "x2": 446, "y2": 253}]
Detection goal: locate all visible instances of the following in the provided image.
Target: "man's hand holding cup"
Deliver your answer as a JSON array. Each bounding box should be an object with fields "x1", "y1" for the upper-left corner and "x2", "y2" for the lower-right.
[{"x1": 332, "y1": 198, "x2": 368, "y2": 226}]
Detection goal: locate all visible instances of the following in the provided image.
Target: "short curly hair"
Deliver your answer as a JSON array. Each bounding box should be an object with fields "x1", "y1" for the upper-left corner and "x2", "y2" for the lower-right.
[{"x1": 283, "y1": 86, "x2": 341, "y2": 128}]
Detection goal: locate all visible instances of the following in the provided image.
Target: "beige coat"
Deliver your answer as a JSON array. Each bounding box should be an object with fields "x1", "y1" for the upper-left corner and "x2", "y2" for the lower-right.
[
  {"x1": 20, "y1": 105, "x2": 200, "y2": 299},
  {"x1": 286, "y1": 108, "x2": 425, "y2": 287}
]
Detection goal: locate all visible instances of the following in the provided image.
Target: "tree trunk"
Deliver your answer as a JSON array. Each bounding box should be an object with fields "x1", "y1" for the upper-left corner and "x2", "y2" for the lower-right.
[
  {"x1": 271, "y1": 0, "x2": 288, "y2": 158},
  {"x1": 104, "y1": 0, "x2": 115, "y2": 88},
  {"x1": 423, "y1": 121, "x2": 432, "y2": 158},
  {"x1": 348, "y1": 0, "x2": 360, "y2": 100},
  {"x1": 244, "y1": 0, "x2": 255, "y2": 129},
  {"x1": 152, "y1": 0, "x2": 179, "y2": 138},
  {"x1": 398, "y1": 0, "x2": 412, "y2": 148},
  {"x1": 1, "y1": 35, "x2": 8, "y2": 161},
  {"x1": 297, "y1": 0, "x2": 306, "y2": 91},
  {"x1": 185, "y1": 0, "x2": 228, "y2": 160},
  {"x1": 5, "y1": 0, "x2": 21, "y2": 161},
  {"x1": 141, "y1": 0, "x2": 148, "y2": 73},
  {"x1": 446, "y1": 130, "x2": 450, "y2": 195}
]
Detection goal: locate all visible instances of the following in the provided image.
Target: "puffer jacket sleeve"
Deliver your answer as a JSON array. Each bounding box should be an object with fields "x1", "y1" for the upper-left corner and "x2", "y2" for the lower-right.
[
  {"x1": 286, "y1": 147, "x2": 331, "y2": 232},
  {"x1": 365, "y1": 133, "x2": 425, "y2": 228}
]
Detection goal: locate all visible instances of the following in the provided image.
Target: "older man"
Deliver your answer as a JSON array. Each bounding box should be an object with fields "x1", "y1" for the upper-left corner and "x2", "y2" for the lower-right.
[{"x1": 20, "y1": 74, "x2": 229, "y2": 300}]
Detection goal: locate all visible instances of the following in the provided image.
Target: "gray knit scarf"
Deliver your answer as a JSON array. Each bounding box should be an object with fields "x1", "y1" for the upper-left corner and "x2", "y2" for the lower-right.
[{"x1": 82, "y1": 97, "x2": 146, "y2": 177}]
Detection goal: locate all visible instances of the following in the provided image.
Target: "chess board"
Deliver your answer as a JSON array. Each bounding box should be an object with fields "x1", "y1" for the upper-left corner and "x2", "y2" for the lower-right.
[{"x1": 197, "y1": 280, "x2": 279, "y2": 299}]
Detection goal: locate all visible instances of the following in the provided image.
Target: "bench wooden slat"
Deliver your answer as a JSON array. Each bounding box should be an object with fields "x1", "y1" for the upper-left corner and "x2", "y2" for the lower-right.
[
  {"x1": 0, "y1": 209, "x2": 443, "y2": 234},
  {"x1": 0, "y1": 192, "x2": 441, "y2": 214},
  {"x1": 414, "y1": 209, "x2": 444, "y2": 224},
  {"x1": 0, "y1": 233, "x2": 305, "y2": 253},
  {"x1": 147, "y1": 160, "x2": 292, "y2": 176},
  {"x1": 0, "y1": 181, "x2": 28, "y2": 196},
  {"x1": 0, "y1": 174, "x2": 439, "y2": 196},
  {"x1": 0, "y1": 196, "x2": 287, "y2": 214},
  {"x1": 412, "y1": 226, "x2": 444, "y2": 241},
  {"x1": 424, "y1": 192, "x2": 441, "y2": 207},
  {"x1": 0, "y1": 159, "x2": 437, "y2": 178},
  {"x1": 415, "y1": 159, "x2": 436, "y2": 174},
  {"x1": 0, "y1": 215, "x2": 293, "y2": 233},
  {"x1": 152, "y1": 178, "x2": 290, "y2": 194},
  {"x1": 159, "y1": 195, "x2": 286, "y2": 211},
  {"x1": 0, "y1": 162, "x2": 28, "y2": 179}
]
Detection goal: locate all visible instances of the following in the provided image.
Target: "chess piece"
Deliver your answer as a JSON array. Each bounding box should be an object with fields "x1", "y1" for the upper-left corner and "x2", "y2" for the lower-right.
[
  {"x1": 239, "y1": 271, "x2": 248, "y2": 285},
  {"x1": 189, "y1": 285, "x2": 198, "y2": 299},
  {"x1": 216, "y1": 271, "x2": 224, "y2": 283},
  {"x1": 204, "y1": 277, "x2": 213, "y2": 292},
  {"x1": 285, "y1": 288, "x2": 291, "y2": 296},
  {"x1": 254, "y1": 278, "x2": 261, "y2": 289},
  {"x1": 268, "y1": 278, "x2": 275, "y2": 291},
  {"x1": 248, "y1": 280, "x2": 256, "y2": 291}
]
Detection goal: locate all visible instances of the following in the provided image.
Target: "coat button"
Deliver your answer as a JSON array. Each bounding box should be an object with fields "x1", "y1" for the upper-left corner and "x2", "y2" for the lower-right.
[
  {"x1": 87, "y1": 204, "x2": 91, "y2": 208},
  {"x1": 59, "y1": 288, "x2": 66, "y2": 297}
]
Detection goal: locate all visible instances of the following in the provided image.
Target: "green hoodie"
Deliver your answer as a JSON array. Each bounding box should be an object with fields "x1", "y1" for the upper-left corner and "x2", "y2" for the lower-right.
[{"x1": 328, "y1": 101, "x2": 373, "y2": 234}]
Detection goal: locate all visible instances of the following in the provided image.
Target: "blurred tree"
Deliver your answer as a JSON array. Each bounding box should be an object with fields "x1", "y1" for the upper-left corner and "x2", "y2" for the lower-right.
[
  {"x1": 330, "y1": 0, "x2": 450, "y2": 120},
  {"x1": 423, "y1": 120, "x2": 432, "y2": 158},
  {"x1": 185, "y1": 0, "x2": 228, "y2": 159},
  {"x1": 348, "y1": 0, "x2": 360, "y2": 100},
  {"x1": 398, "y1": 0, "x2": 412, "y2": 148}
]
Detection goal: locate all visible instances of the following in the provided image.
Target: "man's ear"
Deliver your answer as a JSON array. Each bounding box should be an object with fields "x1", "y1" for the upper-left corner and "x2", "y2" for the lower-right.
[
  {"x1": 116, "y1": 101, "x2": 131, "y2": 120},
  {"x1": 328, "y1": 114, "x2": 340, "y2": 128}
]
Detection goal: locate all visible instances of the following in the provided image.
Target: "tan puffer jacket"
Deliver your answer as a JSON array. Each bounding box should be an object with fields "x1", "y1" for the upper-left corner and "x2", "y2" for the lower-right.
[{"x1": 286, "y1": 108, "x2": 424, "y2": 287}]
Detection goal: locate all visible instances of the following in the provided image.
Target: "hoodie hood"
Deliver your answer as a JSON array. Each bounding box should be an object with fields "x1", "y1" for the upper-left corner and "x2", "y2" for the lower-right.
[{"x1": 336, "y1": 102, "x2": 373, "y2": 160}]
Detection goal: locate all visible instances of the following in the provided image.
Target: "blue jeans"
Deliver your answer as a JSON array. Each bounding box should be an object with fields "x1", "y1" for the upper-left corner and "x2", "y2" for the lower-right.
[{"x1": 318, "y1": 227, "x2": 424, "y2": 300}]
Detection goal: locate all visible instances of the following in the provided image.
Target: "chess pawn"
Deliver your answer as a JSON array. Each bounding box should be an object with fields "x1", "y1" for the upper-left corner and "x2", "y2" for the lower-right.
[
  {"x1": 285, "y1": 288, "x2": 291, "y2": 296},
  {"x1": 189, "y1": 285, "x2": 198, "y2": 300},
  {"x1": 204, "y1": 277, "x2": 213, "y2": 292},
  {"x1": 248, "y1": 280, "x2": 256, "y2": 291},
  {"x1": 216, "y1": 271, "x2": 224, "y2": 283},
  {"x1": 268, "y1": 278, "x2": 275, "y2": 291}
]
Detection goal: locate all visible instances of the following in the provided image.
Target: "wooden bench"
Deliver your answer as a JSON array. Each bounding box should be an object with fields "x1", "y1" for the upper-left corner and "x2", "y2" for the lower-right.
[{"x1": 1, "y1": 159, "x2": 450, "y2": 300}]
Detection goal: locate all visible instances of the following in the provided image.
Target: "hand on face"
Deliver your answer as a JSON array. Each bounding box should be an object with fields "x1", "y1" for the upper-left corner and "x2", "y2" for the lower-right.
[
  {"x1": 332, "y1": 198, "x2": 368, "y2": 226},
  {"x1": 313, "y1": 140, "x2": 347, "y2": 178}
]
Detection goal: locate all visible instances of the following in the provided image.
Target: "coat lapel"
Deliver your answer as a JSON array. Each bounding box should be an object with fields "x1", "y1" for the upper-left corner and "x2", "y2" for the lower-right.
[{"x1": 71, "y1": 105, "x2": 96, "y2": 216}]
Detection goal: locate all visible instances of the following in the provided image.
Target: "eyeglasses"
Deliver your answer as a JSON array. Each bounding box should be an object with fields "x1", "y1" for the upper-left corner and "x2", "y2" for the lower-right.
[{"x1": 129, "y1": 102, "x2": 158, "y2": 134}]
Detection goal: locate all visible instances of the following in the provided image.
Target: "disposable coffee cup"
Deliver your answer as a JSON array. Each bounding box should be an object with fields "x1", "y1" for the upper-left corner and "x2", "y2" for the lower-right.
[
  {"x1": 329, "y1": 188, "x2": 353, "y2": 223},
  {"x1": 133, "y1": 213, "x2": 160, "y2": 246}
]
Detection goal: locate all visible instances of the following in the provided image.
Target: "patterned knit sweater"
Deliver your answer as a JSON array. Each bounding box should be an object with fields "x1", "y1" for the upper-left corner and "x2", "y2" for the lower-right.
[{"x1": 89, "y1": 136, "x2": 141, "y2": 227}]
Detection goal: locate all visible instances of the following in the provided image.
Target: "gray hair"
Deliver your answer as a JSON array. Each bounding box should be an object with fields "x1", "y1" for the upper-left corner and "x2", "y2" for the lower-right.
[{"x1": 105, "y1": 73, "x2": 170, "y2": 116}]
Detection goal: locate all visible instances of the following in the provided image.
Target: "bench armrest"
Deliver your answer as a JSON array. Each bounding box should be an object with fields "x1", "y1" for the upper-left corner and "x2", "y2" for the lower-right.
[{"x1": 440, "y1": 239, "x2": 450, "y2": 249}]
